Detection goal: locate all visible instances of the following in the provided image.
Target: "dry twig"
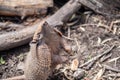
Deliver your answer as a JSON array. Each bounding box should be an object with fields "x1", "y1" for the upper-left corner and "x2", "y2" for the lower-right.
[
  {"x1": 93, "y1": 69, "x2": 105, "y2": 80},
  {"x1": 108, "y1": 56, "x2": 120, "y2": 63},
  {"x1": 103, "y1": 64, "x2": 120, "y2": 73},
  {"x1": 79, "y1": 23, "x2": 111, "y2": 31},
  {"x1": 103, "y1": 73, "x2": 120, "y2": 78},
  {"x1": 109, "y1": 20, "x2": 120, "y2": 31},
  {"x1": 100, "y1": 53, "x2": 112, "y2": 62},
  {"x1": 79, "y1": 45, "x2": 115, "y2": 67}
]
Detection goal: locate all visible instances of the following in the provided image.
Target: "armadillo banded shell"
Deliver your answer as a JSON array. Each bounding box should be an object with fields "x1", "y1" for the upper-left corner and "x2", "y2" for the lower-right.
[{"x1": 25, "y1": 43, "x2": 51, "y2": 80}]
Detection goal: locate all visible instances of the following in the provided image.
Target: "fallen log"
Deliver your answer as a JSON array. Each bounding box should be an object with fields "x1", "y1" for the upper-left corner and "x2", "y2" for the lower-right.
[
  {"x1": 78, "y1": 0, "x2": 120, "y2": 18},
  {"x1": 0, "y1": 22, "x2": 24, "y2": 29},
  {"x1": 0, "y1": 0, "x2": 53, "y2": 19},
  {"x1": 46, "y1": 0, "x2": 81, "y2": 26},
  {"x1": 0, "y1": 19, "x2": 45, "y2": 51}
]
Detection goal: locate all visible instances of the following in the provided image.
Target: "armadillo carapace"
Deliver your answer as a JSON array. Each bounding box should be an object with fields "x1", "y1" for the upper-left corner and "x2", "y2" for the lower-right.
[{"x1": 25, "y1": 42, "x2": 51, "y2": 80}]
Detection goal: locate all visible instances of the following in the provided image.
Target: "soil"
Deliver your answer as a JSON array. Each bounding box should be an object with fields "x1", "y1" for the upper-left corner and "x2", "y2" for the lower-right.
[{"x1": 0, "y1": 44, "x2": 29, "y2": 79}]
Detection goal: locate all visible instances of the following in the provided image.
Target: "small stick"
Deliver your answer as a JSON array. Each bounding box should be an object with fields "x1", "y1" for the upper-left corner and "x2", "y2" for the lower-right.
[
  {"x1": 93, "y1": 69, "x2": 105, "y2": 80},
  {"x1": 68, "y1": 26, "x2": 71, "y2": 38},
  {"x1": 109, "y1": 20, "x2": 120, "y2": 31},
  {"x1": 103, "y1": 64, "x2": 120, "y2": 73},
  {"x1": 113, "y1": 75, "x2": 117, "y2": 80},
  {"x1": 4, "y1": 75, "x2": 25, "y2": 80},
  {"x1": 54, "y1": 28, "x2": 74, "y2": 41},
  {"x1": 79, "y1": 23, "x2": 112, "y2": 31},
  {"x1": 103, "y1": 73, "x2": 120, "y2": 78},
  {"x1": 84, "y1": 60, "x2": 96, "y2": 70},
  {"x1": 108, "y1": 56, "x2": 120, "y2": 63},
  {"x1": 74, "y1": 38, "x2": 80, "y2": 52},
  {"x1": 100, "y1": 53, "x2": 112, "y2": 62},
  {"x1": 79, "y1": 45, "x2": 115, "y2": 67}
]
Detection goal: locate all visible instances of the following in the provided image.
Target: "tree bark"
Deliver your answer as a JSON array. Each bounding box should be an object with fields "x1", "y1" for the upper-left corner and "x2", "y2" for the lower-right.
[
  {"x1": 0, "y1": 19, "x2": 45, "y2": 51},
  {"x1": 46, "y1": 0, "x2": 81, "y2": 27},
  {"x1": 0, "y1": 0, "x2": 53, "y2": 18}
]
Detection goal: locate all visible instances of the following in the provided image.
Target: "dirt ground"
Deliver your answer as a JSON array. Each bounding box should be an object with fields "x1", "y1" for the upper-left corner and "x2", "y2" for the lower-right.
[
  {"x1": 0, "y1": 45, "x2": 28, "y2": 79},
  {"x1": 0, "y1": 13, "x2": 120, "y2": 80}
]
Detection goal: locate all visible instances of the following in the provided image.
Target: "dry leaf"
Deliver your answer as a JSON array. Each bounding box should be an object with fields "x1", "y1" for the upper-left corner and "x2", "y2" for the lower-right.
[{"x1": 70, "y1": 58, "x2": 79, "y2": 71}]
